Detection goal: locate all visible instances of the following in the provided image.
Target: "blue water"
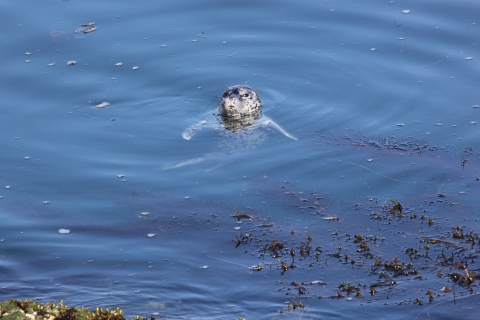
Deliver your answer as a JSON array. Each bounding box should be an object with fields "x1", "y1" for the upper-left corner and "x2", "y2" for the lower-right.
[{"x1": 1, "y1": 0, "x2": 480, "y2": 318}]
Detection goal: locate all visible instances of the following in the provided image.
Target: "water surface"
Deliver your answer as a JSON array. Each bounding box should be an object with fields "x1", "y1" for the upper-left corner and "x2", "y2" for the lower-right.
[{"x1": 1, "y1": 0, "x2": 480, "y2": 318}]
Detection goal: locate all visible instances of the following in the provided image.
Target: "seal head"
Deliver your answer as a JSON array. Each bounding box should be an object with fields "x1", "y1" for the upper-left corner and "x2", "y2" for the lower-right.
[
  {"x1": 218, "y1": 85, "x2": 262, "y2": 118},
  {"x1": 218, "y1": 85, "x2": 262, "y2": 132}
]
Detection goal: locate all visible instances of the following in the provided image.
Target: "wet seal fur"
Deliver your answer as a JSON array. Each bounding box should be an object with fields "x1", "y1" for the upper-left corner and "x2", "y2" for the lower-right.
[{"x1": 164, "y1": 85, "x2": 296, "y2": 170}]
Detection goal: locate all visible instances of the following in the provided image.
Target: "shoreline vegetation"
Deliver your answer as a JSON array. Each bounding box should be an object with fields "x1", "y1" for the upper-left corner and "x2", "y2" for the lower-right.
[{"x1": 0, "y1": 299, "x2": 149, "y2": 320}]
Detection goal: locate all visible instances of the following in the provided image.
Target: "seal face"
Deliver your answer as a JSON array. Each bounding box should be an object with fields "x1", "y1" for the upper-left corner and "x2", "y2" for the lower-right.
[{"x1": 218, "y1": 85, "x2": 262, "y2": 119}]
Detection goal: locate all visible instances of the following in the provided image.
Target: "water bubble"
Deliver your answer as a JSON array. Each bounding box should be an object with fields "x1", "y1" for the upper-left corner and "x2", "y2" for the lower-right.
[
  {"x1": 464, "y1": 57, "x2": 473, "y2": 61},
  {"x1": 140, "y1": 212, "x2": 149, "y2": 216},
  {"x1": 67, "y1": 61, "x2": 77, "y2": 66},
  {"x1": 117, "y1": 174, "x2": 124, "y2": 178},
  {"x1": 201, "y1": 265, "x2": 209, "y2": 269},
  {"x1": 147, "y1": 233, "x2": 156, "y2": 238},
  {"x1": 470, "y1": 121, "x2": 476, "y2": 125},
  {"x1": 402, "y1": 10, "x2": 410, "y2": 14},
  {"x1": 5, "y1": 186, "x2": 11, "y2": 189},
  {"x1": 115, "y1": 62, "x2": 123, "y2": 66},
  {"x1": 132, "y1": 66, "x2": 139, "y2": 70},
  {"x1": 25, "y1": 60, "x2": 31, "y2": 63},
  {"x1": 58, "y1": 229, "x2": 70, "y2": 234},
  {"x1": 24, "y1": 156, "x2": 31, "y2": 160},
  {"x1": 472, "y1": 105, "x2": 479, "y2": 108},
  {"x1": 43, "y1": 201, "x2": 50, "y2": 204},
  {"x1": 48, "y1": 63, "x2": 55, "y2": 66},
  {"x1": 25, "y1": 52, "x2": 32, "y2": 55},
  {"x1": 234, "y1": 227, "x2": 241, "y2": 230},
  {"x1": 370, "y1": 48, "x2": 376, "y2": 51},
  {"x1": 184, "y1": 196, "x2": 190, "y2": 199},
  {"x1": 435, "y1": 123, "x2": 443, "y2": 126}
]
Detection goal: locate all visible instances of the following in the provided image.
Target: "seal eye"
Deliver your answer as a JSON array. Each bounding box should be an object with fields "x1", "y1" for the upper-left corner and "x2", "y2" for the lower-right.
[{"x1": 242, "y1": 93, "x2": 250, "y2": 98}]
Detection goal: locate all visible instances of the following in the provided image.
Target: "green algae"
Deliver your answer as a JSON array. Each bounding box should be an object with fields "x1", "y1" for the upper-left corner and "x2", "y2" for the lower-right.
[{"x1": 0, "y1": 299, "x2": 148, "y2": 320}]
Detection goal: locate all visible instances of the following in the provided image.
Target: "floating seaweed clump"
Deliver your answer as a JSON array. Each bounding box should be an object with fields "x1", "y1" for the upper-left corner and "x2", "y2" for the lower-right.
[
  {"x1": 0, "y1": 299, "x2": 150, "y2": 320},
  {"x1": 230, "y1": 178, "x2": 480, "y2": 307}
]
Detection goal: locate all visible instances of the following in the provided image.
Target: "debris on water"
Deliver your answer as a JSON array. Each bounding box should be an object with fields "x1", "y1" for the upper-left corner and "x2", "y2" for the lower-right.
[
  {"x1": 232, "y1": 211, "x2": 252, "y2": 222},
  {"x1": 132, "y1": 66, "x2": 139, "y2": 70},
  {"x1": 305, "y1": 231, "x2": 313, "y2": 241},
  {"x1": 47, "y1": 63, "x2": 55, "y2": 66},
  {"x1": 117, "y1": 174, "x2": 124, "y2": 178},
  {"x1": 43, "y1": 201, "x2": 50, "y2": 204},
  {"x1": 396, "y1": 123, "x2": 404, "y2": 126},
  {"x1": 389, "y1": 199, "x2": 403, "y2": 216},
  {"x1": 58, "y1": 229, "x2": 70, "y2": 234},
  {"x1": 140, "y1": 212, "x2": 149, "y2": 216},
  {"x1": 24, "y1": 156, "x2": 30, "y2": 160},
  {"x1": 278, "y1": 258, "x2": 289, "y2": 272},
  {"x1": 370, "y1": 48, "x2": 376, "y2": 51},
  {"x1": 75, "y1": 23, "x2": 97, "y2": 34},
  {"x1": 5, "y1": 186, "x2": 11, "y2": 189},
  {"x1": 464, "y1": 57, "x2": 473, "y2": 60},
  {"x1": 201, "y1": 265, "x2": 209, "y2": 269},
  {"x1": 402, "y1": 10, "x2": 411, "y2": 14},
  {"x1": 147, "y1": 233, "x2": 156, "y2": 238},
  {"x1": 250, "y1": 265, "x2": 263, "y2": 271},
  {"x1": 115, "y1": 62, "x2": 123, "y2": 67},
  {"x1": 184, "y1": 196, "x2": 190, "y2": 200},
  {"x1": 284, "y1": 299, "x2": 304, "y2": 311},
  {"x1": 67, "y1": 61, "x2": 77, "y2": 66},
  {"x1": 96, "y1": 102, "x2": 110, "y2": 108},
  {"x1": 322, "y1": 216, "x2": 339, "y2": 221}
]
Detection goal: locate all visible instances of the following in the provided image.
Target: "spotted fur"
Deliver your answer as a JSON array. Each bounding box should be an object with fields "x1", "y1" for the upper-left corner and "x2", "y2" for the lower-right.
[{"x1": 218, "y1": 85, "x2": 262, "y2": 118}]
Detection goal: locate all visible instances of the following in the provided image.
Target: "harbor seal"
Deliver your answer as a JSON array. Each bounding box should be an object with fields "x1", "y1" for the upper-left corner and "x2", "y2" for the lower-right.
[
  {"x1": 182, "y1": 84, "x2": 297, "y2": 140},
  {"x1": 164, "y1": 85, "x2": 296, "y2": 169}
]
